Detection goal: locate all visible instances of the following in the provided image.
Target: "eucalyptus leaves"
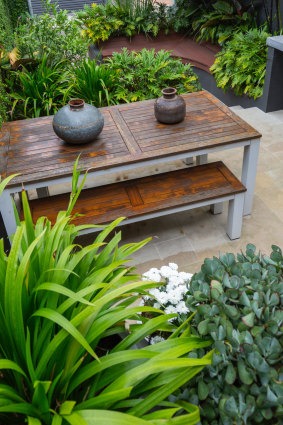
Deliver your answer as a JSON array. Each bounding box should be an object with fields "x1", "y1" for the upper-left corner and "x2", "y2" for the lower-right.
[
  {"x1": 141, "y1": 244, "x2": 283, "y2": 424},
  {"x1": 181, "y1": 244, "x2": 283, "y2": 425}
]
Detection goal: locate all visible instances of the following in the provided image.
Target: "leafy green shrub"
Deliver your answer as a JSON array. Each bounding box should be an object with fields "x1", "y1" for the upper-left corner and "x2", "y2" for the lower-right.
[
  {"x1": 192, "y1": 1, "x2": 256, "y2": 45},
  {"x1": 8, "y1": 48, "x2": 201, "y2": 119},
  {"x1": 110, "y1": 0, "x2": 172, "y2": 37},
  {"x1": 0, "y1": 74, "x2": 10, "y2": 128},
  {"x1": 77, "y1": 0, "x2": 172, "y2": 45},
  {"x1": 172, "y1": 0, "x2": 256, "y2": 41},
  {"x1": 4, "y1": 0, "x2": 28, "y2": 28},
  {"x1": 0, "y1": 0, "x2": 15, "y2": 128},
  {"x1": 0, "y1": 164, "x2": 212, "y2": 425},
  {"x1": 10, "y1": 55, "x2": 71, "y2": 118},
  {"x1": 107, "y1": 48, "x2": 201, "y2": 102},
  {"x1": 170, "y1": 0, "x2": 201, "y2": 33},
  {"x1": 210, "y1": 28, "x2": 270, "y2": 99},
  {"x1": 0, "y1": 0, "x2": 14, "y2": 50},
  {"x1": 70, "y1": 58, "x2": 119, "y2": 107},
  {"x1": 15, "y1": 0, "x2": 88, "y2": 63},
  {"x1": 175, "y1": 244, "x2": 283, "y2": 425},
  {"x1": 78, "y1": 2, "x2": 124, "y2": 45}
]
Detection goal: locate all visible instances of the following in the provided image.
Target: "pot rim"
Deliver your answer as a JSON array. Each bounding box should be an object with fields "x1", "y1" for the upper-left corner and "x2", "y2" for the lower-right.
[
  {"x1": 68, "y1": 99, "x2": 85, "y2": 110},
  {"x1": 162, "y1": 87, "x2": 177, "y2": 98}
]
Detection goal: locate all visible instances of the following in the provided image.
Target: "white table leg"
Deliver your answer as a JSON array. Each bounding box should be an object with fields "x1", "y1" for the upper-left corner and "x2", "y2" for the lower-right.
[
  {"x1": 196, "y1": 154, "x2": 208, "y2": 165},
  {"x1": 227, "y1": 193, "x2": 245, "y2": 240},
  {"x1": 36, "y1": 187, "x2": 50, "y2": 198},
  {"x1": 184, "y1": 153, "x2": 208, "y2": 166},
  {"x1": 210, "y1": 202, "x2": 223, "y2": 215},
  {"x1": 241, "y1": 138, "x2": 260, "y2": 216},
  {"x1": 0, "y1": 191, "x2": 17, "y2": 238},
  {"x1": 197, "y1": 153, "x2": 223, "y2": 215},
  {"x1": 184, "y1": 157, "x2": 194, "y2": 165}
]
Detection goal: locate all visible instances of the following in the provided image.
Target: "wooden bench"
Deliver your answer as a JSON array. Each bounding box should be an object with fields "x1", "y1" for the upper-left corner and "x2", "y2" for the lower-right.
[{"x1": 24, "y1": 161, "x2": 246, "y2": 240}]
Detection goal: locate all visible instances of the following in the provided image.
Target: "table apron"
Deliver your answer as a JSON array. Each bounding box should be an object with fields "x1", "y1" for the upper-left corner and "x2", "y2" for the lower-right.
[{"x1": 5, "y1": 139, "x2": 252, "y2": 195}]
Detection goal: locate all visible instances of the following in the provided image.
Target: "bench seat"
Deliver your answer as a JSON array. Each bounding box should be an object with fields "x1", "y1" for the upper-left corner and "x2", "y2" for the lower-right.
[{"x1": 24, "y1": 161, "x2": 246, "y2": 240}]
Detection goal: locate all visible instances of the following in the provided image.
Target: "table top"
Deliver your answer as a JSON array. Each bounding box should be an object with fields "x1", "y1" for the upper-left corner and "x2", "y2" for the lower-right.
[{"x1": 0, "y1": 90, "x2": 261, "y2": 188}]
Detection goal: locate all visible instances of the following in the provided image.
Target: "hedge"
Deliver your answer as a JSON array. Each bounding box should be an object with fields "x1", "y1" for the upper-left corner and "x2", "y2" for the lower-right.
[
  {"x1": 4, "y1": 0, "x2": 28, "y2": 29},
  {"x1": 0, "y1": 0, "x2": 14, "y2": 50},
  {"x1": 0, "y1": 75, "x2": 9, "y2": 129},
  {"x1": 0, "y1": 0, "x2": 13, "y2": 128}
]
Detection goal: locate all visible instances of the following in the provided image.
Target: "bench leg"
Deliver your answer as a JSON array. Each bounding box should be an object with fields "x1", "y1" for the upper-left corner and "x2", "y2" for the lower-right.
[
  {"x1": 196, "y1": 154, "x2": 208, "y2": 165},
  {"x1": 210, "y1": 202, "x2": 223, "y2": 215},
  {"x1": 227, "y1": 193, "x2": 245, "y2": 240}
]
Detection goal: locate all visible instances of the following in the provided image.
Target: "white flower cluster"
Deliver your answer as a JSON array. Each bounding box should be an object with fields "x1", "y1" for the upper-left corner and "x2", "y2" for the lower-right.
[
  {"x1": 150, "y1": 335, "x2": 165, "y2": 345},
  {"x1": 141, "y1": 263, "x2": 192, "y2": 320}
]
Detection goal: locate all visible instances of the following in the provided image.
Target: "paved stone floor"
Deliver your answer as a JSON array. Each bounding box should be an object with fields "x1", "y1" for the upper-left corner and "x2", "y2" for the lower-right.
[{"x1": 77, "y1": 106, "x2": 283, "y2": 275}]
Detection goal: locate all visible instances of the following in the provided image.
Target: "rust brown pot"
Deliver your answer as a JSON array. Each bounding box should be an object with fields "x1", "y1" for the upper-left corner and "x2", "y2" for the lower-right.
[{"x1": 154, "y1": 88, "x2": 186, "y2": 124}]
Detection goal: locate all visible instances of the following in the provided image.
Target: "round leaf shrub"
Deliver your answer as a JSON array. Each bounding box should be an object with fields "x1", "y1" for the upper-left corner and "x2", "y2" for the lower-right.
[{"x1": 174, "y1": 244, "x2": 283, "y2": 425}]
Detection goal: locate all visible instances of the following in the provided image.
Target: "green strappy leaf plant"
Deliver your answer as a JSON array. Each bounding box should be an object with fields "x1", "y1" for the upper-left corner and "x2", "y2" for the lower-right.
[
  {"x1": 69, "y1": 58, "x2": 119, "y2": 107},
  {"x1": 0, "y1": 161, "x2": 212, "y2": 425},
  {"x1": 10, "y1": 54, "x2": 71, "y2": 118}
]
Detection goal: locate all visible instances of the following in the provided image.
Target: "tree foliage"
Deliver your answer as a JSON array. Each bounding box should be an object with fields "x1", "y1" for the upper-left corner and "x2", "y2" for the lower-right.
[{"x1": 210, "y1": 28, "x2": 270, "y2": 99}]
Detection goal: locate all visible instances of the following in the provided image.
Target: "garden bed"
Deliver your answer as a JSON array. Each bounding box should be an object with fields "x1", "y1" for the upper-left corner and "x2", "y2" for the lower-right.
[
  {"x1": 95, "y1": 31, "x2": 266, "y2": 109},
  {"x1": 193, "y1": 68, "x2": 263, "y2": 109},
  {"x1": 97, "y1": 31, "x2": 220, "y2": 73}
]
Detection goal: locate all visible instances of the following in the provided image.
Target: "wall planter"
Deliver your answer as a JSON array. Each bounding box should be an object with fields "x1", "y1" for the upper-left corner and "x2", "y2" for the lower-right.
[
  {"x1": 89, "y1": 31, "x2": 220, "y2": 74},
  {"x1": 91, "y1": 31, "x2": 282, "y2": 112},
  {"x1": 90, "y1": 31, "x2": 264, "y2": 109},
  {"x1": 196, "y1": 35, "x2": 283, "y2": 112},
  {"x1": 192, "y1": 67, "x2": 263, "y2": 109},
  {"x1": 260, "y1": 35, "x2": 283, "y2": 112}
]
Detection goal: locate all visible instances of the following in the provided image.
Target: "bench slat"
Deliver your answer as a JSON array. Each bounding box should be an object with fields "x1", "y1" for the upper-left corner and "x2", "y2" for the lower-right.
[{"x1": 24, "y1": 161, "x2": 246, "y2": 226}]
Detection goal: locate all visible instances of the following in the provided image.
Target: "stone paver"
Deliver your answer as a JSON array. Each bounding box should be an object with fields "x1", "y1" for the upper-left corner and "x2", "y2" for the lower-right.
[{"x1": 78, "y1": 105, "x2": 283, "y2": 275}]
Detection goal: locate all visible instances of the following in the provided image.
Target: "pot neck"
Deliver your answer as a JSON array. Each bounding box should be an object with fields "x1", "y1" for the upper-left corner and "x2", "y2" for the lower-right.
[
  {"x1": 68, "y1": 99, "x2": 85, "y2": 111},
  {"x1": 162, "y1": 88, "x2": 177, "y2": 100}
]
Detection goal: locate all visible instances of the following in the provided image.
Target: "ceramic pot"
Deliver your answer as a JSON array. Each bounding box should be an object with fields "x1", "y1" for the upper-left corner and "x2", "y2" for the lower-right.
[
  {"x1": 53, "y1": 99, "x2": 104, "y2": 145},
  {"x1": 154, "y1": 88, "x2": 186, "y2": 124}
]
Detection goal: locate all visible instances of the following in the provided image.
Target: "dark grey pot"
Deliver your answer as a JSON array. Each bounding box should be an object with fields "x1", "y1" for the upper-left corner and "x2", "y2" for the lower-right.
[
  {"x1": 53, "y1": 99, "x2": 104, "y2": 145},
  {"x1": 154, "y1": 88, "x2": 186, "y2": 124}
]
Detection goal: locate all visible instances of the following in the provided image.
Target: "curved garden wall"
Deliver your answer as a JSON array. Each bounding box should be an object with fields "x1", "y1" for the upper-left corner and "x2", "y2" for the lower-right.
[{"x1": 99, "y1": 31, "x2": 220, "y2": 74}]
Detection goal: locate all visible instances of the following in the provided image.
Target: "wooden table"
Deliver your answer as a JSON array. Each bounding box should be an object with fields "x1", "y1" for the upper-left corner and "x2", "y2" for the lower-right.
[{"x1": 0, "y1": 91, "x2": 261, "y2": 237}]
